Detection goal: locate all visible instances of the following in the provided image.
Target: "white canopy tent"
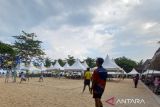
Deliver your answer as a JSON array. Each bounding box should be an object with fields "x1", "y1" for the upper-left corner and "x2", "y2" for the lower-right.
[
  {"x1": 120, "y1": 68, "x2": 128, "y2": 75},
  {"x1": 28, "y1": 62, "x2": 41, "y2": 73},
  {"x1": 47, "y1": 61, "x2": 63, "y2": 71},
  {"x1": 47, "y1": 65, "x2": 54, "y2": 71},
  {"x1": 108, "y1": 72, "x2": 122, "y2": 75},
  {"x1": 68, "y1": 59, "x2": 85, "y2": 71},
  {"x1": 102, "y1": 55, "x2": 121, "y2": 71},
  {"x1": 82, "y1": 61, "x2": 89, "y2": 69},
  {"x1": 40, "y1": 63, "x2": 47, "y2": 72},
  {"x1": 16, "y1": 63, "x2": 29, "y2": 71},
  {"x1": 123, "y1": 71, "x2": 128, "y2": 75},
  {"x1": 53, "y1": 61, "x2": 64, "y2": 70},
  {"x1": 0, "y1": 69, "x2": 7, "y2": 74},
  {"x1": 63, "y1": 62, "x2": 70, "y2": 70},
  {"x1": 128, "y1": 68, "x2": 139, "y2": 75},
  {"x1": 142, "y1": 69, "x2": 160, "y2": 75}
]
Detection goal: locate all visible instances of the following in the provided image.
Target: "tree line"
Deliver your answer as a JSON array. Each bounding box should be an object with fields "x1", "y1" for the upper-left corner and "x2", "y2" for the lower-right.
[{"x1": 0, "y1": 31, "x2": 143, "y2": 72}]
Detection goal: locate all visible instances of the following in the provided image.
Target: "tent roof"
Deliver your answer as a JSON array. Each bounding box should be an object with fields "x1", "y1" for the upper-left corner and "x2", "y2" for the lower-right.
[
  {"x1": 124, "y1": 71, "x2": 128, "y2": 74},
  {"x1": 82, "y1": 61, "x2": 89, "y2": 69},
  {"x1": 69, "y1": 59, "x2": 85, "y2": 71},
  {"x1": 0, "y1": 69, "x2": 7, "y2": 73},
  {"x1": 47, "y1": 66, "x2": 54, "y2": 70},
  {"x1": 108, "y1": 72, "x2": 122, "y2": 75},
  {"x1": 28, "y1": 63, "x2": 41, "y2": 73},
  {"x1": 16, "y1": 63, "x2": 29, "y2": 71},
  {"x1": 53, "y1": 61, "x2": 64, "y2": 70},
  {"x1": 128, "y1": 68, "x2": 139, "y2": 75},
  {"x1": 63, "y1": 62, "x2": 70, "y2": 70},
  {"x1": 41, "y1": 63, "x2": 47, "y2": 71},
  {"x1": 102, "y1": 55, "x2": 121, "y2": 71}
]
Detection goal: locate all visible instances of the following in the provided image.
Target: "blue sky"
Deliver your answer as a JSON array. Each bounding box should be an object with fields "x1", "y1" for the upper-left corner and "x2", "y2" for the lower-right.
[{"x1": 0, "y1": 0, "x2": 160, "y2": 61}]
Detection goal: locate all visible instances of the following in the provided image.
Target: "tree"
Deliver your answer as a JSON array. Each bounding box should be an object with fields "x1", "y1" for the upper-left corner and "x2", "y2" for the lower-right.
[
  {"x1": 65, "y1": 55, "x2": 75, "y2": 66},
  {"x1": 115, "y1": 57, "x2": 137, "y2": 73},
  {"x1": 58, "y1": 59, "x2": 65, "y2": 66},
  {"x1": 44, "y1": 57, "x2": 51, "y2": 67},
  {"x1": 0, "y1": 42, "x2": 17, "y2": 69},
  {"x1": 13, "y1": 31, "x2": 45, "y2": 64},
  {"x1": 85, "y1": 57, "x2": 96, "y2": 68},
  {"x1": 0, "y1": 42, "x2": 16, "y2": 56},
  {"x1": 135, "y1": 60, "x2": 144, "y2": 73}
]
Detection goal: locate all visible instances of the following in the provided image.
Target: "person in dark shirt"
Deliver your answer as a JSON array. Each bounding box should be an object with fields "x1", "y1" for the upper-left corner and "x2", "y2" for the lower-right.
[
  {"x1": 133, "y1": 74, "x2": 139, "y2": 88},
  {"x1": 91, "y1": 58, "x2": 107, "y2": 107}
]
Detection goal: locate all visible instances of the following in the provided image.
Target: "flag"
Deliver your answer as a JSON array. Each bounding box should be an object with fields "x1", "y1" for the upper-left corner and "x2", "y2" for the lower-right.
[{"x1": 16, "y1": 56, "x2": 20, "y2": 64}]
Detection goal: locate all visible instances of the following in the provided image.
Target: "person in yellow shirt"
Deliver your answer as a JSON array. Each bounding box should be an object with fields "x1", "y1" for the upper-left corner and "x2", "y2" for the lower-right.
[{"x1": 82, "y1": 68, "x2": 92, "y2": 93}]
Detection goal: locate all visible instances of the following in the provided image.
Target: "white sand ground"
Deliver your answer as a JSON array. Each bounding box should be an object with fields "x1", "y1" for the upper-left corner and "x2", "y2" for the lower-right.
[{"x1": 0, "y1": 78, "x2": 159, "y2": 107}]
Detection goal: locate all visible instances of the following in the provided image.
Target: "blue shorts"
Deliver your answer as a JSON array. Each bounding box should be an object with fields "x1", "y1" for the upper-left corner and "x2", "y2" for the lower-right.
[{"x1": 93, "y1": 86, "x2": 104, "y2": 98}]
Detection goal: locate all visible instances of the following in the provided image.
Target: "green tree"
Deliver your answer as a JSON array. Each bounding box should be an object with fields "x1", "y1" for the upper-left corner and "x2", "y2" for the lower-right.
[
  {"x1": 85, "y1": 57, "x2": 96, "y2": 68},
  {"x1": 44, "y1": 57, "x2": 51, "y2": 67},
  {"x1": 0, "y1": 42, "x2": 16, "y2": 56},
  {"x1": 65, "y1": 55, "x2": 75, "y2": 66},
  {"x1": 0, "y1": 42, "x2": 17, "y2": 69},
  {"x1": 115, "y1": 57, "x2": 137, "y2": 73},
  {"x1": 13, "y1": 31, "x2": 45, "y2": 63},
  {"x1": 58, "y1": 59, "x2": 65, "y2": 66},
  {"x1": 51, "y1": 60, "x2": 56, "y2": 66}
]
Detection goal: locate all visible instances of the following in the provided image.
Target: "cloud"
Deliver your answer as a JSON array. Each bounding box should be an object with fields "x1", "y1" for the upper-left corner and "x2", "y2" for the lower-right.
[
  {"x1": 0, "y1": 0, "x2": 160, "y2": 61},
  {"x1": 30, "y1": 24, "x2": 114, "y2": 59}
]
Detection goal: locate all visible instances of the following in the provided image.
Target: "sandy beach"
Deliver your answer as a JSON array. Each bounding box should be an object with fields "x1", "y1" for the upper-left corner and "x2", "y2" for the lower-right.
[{"x1": 0, "y1": 78, "x2": 159, "y2": 107}]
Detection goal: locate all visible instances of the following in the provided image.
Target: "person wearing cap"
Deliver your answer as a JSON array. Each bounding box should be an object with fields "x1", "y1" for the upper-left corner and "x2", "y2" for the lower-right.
[{"x1": 91, "y1": 58, "x2": 107, "y2": 107}]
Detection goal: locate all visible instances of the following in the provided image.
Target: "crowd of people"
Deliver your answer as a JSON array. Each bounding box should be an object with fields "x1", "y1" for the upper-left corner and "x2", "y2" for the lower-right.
[
  {"x1": 141, "y1": 74, "x2": 160, "y2": 94},
  {"x1": 0, "y1": 69, "x2": 45, "y2": 83}
]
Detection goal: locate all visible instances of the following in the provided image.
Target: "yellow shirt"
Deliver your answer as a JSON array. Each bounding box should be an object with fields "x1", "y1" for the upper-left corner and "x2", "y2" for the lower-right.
[
  {"x1": 84, "y1": 71, "x2": 92, "y2": 80},
  {"x1": 7, "y1": 61, "x2": 12, "y2": 66}
]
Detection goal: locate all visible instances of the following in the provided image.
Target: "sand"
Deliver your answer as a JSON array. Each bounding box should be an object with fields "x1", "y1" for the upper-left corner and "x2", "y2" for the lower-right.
[{"x1": 0, "y1": 77, "x2": 159, "y2": 107}]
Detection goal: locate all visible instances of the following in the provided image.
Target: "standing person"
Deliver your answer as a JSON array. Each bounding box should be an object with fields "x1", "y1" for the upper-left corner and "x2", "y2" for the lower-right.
[
  {"x1": 13, "y1": 69, "x2": 17, "y2": 82},
  {"x1": 91, "y1": 58, "x2": 107, "y2": 107},
  {"x1": 39, "y1": 72, "x2": 44, "y2": 82},
  {"x1": 11, "y1": 71, "x2": 14, "y2": 80},
  {"x1": 31, "y1": 72, "x2": 34, "y2": 79},
  {"x1": 20, "y1": 72, "x2": 26, "y2": 83},
  {"x1": 153, "y1": 77, "x2": 160, "y2": 93},
  {"x1": 133, "y1": 74, "x2": 139, "y2": 88},
  {"x1": 5, "y1": 70, "x2": 10, "y2": 83},
  {"x1": 59, "y1": 72, "x2": 62, "y2": 79},
  {"x1": 82, "y1": 68, "x2": 92, "y2": 93},
  {"x1": 5, "y1": 59, "x2": 12, "y2": 83}
]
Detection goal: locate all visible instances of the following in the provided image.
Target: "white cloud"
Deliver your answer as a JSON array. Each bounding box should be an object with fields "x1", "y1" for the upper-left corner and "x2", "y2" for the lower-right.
[
  {"x1": 27, "y1": 0, "x2": 160, "y2": 61},
  {"x1": 90, "y1": 0, "x2": 141, "y2": 24},
  {"x1": 30, "y1": 24, "x2": 114, "y2": 60},
  {"x1": 143, "y1": 22, "x2": 157, "y2": 30},
  {"x1": 0, "y1": 0, "x2": 160, "y2": 61}
]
